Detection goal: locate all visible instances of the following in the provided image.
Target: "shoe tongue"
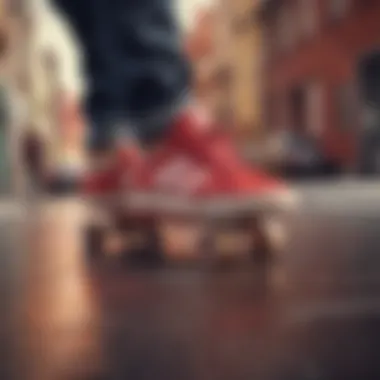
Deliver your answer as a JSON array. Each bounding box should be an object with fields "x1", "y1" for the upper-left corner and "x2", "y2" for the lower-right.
[{"x1": 171, "y1": 108, "x2": 216, "y2": 145}]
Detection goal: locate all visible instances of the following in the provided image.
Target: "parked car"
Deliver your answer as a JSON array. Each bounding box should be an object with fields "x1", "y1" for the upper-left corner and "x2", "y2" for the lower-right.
[
  {"x1": 265, "y1": 130, "x2": 341, "y2": 179},
  {"x1": 357, "y1": 107, "x2": 380, "y2": 175}
]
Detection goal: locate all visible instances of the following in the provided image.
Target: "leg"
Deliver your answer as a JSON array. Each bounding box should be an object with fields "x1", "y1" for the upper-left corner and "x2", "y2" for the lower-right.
[
  {"x1": 53, "y1": 0, "x2": 190, "y2": 145},
  {"x1": 52, "y1": 0, "x2": 126, "y2": 150},
  {"x1": 112, "y1": 0, "x2": 191, "y2": 142}
]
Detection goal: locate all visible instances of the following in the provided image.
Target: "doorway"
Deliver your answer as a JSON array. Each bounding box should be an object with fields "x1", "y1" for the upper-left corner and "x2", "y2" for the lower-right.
[
  {"x1": 0, "y1": 85, "x2": 11, "y2": 195},
  {"x1": 289, "y1": 86, "x2": 308, "y2": 133},
  {"x1": 358, "y1": 51, "x2": 380, "y2": 174}
]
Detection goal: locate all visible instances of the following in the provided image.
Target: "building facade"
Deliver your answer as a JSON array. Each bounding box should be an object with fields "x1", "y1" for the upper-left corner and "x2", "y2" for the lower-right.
[
  {"x1": 220, "y1": 0, "x2": 264, "y2": 141},
  {"x1": 27, "y1": 0, "x2": 84, "y2": 172},
  {"x1": 0, "y1": 0, "x2": 30, "y2": 195},
  {"x1": 186, "y1": 0, "x2": 265, "y2": 151},
  {"x1": 258, "y1": 0, "x2": 380, "y2": 170},
  {"x1": 185, "y1": 7, "x2": 231, "y2": 121}
]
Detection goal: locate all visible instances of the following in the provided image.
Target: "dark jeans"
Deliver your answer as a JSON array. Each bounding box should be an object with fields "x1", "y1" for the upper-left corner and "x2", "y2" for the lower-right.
[{"x1": 53, "y1": 0, "x2": 190, "y2": 149}]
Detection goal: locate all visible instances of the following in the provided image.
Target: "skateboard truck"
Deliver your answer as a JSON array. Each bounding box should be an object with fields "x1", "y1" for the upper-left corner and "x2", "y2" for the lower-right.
[{"x1": 83, "y1": 187, "x2": 298, "y2": 272}]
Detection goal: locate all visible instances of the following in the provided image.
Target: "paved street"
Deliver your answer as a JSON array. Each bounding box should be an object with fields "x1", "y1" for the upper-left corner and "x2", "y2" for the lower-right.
[{"x1": 1, "y1": 180, "x2": 380, "y2": 380}]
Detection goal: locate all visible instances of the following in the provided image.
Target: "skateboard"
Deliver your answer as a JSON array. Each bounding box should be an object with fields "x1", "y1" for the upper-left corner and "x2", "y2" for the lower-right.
[{"x1": 84, "y1": 187, "x2": 298, "y2": 268}]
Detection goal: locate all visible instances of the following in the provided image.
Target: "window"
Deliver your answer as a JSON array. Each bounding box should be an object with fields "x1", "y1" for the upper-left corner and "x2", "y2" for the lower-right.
[
  {"x1": 264, "y1": 93, "x2": 276, "y2": 130},
  {"x1": 306, "y1": 83, "x2": 324, "y2": 136},
  {"x1": 335, "y1": 82, "x2": 357, "y2": 130},
  {"x1": 299, "y1": 0, "x2": 318, "y2": 38},
  {"x1": 289, "y1": 87, "x2": 307, "y2": 132},
  {"x1": 0, "y1": 84, "x2": 11, "y2": 195},
  {"x1": 262, "y1": 26, "x2": 273, "y2": 63},
  {"x1": 231, "y1": 14, "x2": 252, "y2": 34},
  {"x1": 329, "y1": 0, "x2": 350, "y2": 19},
  {"x1": 277, "y1": 6, "x2": 296, "y2": 52}
]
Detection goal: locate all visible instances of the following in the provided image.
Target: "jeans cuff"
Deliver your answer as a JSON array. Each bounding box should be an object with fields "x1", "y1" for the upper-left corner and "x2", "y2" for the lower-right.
[
  {"x1": 131, "y1": 89, "x2": 190, "y2": 143},
  {"x1": 86, "y1": 90, "x2": 190, "y2": 150},
  {"x1": 86, "y1": 112, "x2": 140, "y2": 151}
]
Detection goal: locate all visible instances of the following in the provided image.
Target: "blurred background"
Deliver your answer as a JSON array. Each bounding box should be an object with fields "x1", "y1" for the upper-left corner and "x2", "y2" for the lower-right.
[
  {"x1": 2, "y1": 0, "x2": 380, "y2": 193},
  {"x1": 1, "y1": 1, "x2": 380, "y2": 380}
]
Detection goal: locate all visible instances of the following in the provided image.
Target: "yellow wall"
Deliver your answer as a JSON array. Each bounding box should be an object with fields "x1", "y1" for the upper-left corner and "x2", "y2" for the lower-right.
[
  {"x1": 221, "y1": 0, "x2": 263, "y2": 138},
  {"x1": 232, "y1": 25, "x2": 262, "y2": 133}
]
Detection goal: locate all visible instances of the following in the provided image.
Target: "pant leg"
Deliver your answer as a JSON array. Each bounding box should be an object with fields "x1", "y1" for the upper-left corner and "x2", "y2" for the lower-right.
[
  {"x1": 113, "y1": 0, "x2": 191, "y2": 142},
  {"x1": 53, "y1": 0, "x2": 191, "y2": 145},
  {"x1": 52, "y1": 0, "x2": 126, "y2": 150}
]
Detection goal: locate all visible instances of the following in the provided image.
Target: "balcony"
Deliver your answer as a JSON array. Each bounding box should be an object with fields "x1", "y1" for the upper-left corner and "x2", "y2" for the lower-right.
[
  {"x1": 258, "y1": 0, "x2": 278, "y2": 8},
  {"x1": 256, "y1": 0, "x2": 281, "y2": 20},
  {"x1": 212, "y1": 65, "x2": 232, "y2": 86}
]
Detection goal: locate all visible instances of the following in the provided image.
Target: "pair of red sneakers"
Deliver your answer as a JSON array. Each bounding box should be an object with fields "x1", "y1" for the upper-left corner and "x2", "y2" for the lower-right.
[{"x1": 83, "y1": 106, "x2": 297, "y2": 214}]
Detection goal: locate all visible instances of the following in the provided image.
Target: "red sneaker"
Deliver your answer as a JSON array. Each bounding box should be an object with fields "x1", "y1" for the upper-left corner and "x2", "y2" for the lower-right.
[
  {"x1": 82, "y1": 145, "x2": 142, "y2": 197},
  {"x1": 129, "y1": 106, "x2": 298, "y2": 215}
]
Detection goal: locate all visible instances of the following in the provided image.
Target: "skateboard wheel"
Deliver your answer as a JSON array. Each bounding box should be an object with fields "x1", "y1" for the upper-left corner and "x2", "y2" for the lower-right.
[
  {"x1": 159, "y1": 218, "x2": 206, "y2": 264},
  {"x1": 208, "y1": 215, "x2": 273, "y2": 268},
  {"x1": 202, "y1": 216, "x2": 255, "y2": 269},
  {"x1": 251, "y1": 217, "x2": 273, "y2": 266},
  {"x1": 119, "y1": 218, "x2": 165, "y2": 267}
]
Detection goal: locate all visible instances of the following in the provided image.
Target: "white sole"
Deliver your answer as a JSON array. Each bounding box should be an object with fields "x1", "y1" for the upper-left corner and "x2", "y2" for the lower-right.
[{"x1": 85, "y1": 188, "x2": 301, "y2": 217}]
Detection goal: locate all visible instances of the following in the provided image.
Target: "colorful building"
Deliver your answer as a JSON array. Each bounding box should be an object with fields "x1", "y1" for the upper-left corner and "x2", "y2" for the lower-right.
[
  {"x1": 185, "y1": 7, "x2": 224, "y2": 115},
  {"x1": 186, "y1": 0, "x2": 265, "y2": 149},
  {"x1": 220, "y1": 0, "x2": 264, "y2": 141},
  {"x1": 257, "y1": 0, "x2": 380, "y2": 170}
]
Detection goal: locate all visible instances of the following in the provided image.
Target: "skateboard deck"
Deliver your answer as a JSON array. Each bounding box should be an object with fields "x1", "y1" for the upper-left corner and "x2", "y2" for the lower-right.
[
  {"x1": 84, "y1": 186, "x2": 300, "y2": 218},
  {"x1": 83, "y1": 187, "x2": 296, "y2": 266}
]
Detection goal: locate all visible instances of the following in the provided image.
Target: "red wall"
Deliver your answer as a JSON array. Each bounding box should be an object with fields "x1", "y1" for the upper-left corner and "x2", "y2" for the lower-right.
[{"x1": 265, "y1": 2, "x2": 380, "y2": 165}]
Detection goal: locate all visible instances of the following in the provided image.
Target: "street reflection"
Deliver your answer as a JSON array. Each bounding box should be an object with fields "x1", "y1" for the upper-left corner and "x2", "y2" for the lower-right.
[
  {"x1": 1, "y1": 188, "x2": 380, "y2": 380},
  {"x1": 21, "y1": 200, "x2": 101, "y2": 380}
]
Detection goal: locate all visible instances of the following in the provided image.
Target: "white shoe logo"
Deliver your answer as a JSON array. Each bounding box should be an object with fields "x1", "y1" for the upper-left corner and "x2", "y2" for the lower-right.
[
  {"x1": 154, "y1": 157, "x2": 209, "y2": 194},
  {"x1": 192, "y1": 106, "x2": 212, "y2": 132}
]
